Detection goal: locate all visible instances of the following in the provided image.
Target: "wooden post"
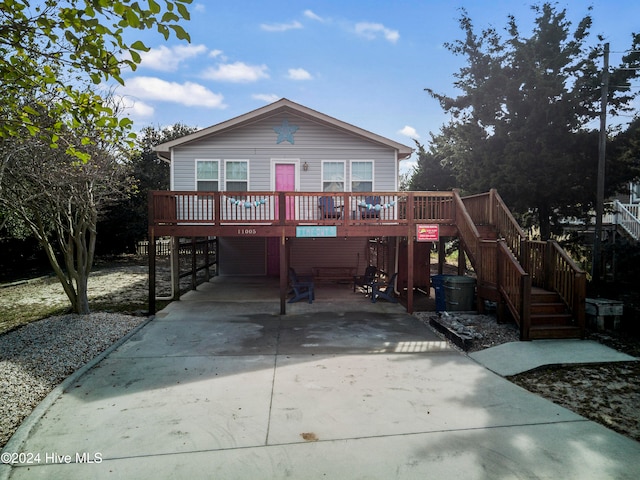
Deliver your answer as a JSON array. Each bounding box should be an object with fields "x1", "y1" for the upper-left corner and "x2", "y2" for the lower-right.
[
  {"x1": 279, "y1": 230, "x2": 287, "y2": 315},
  {"x1": 204, "y1": 237, "x2": 210, "y2": 281},
  {"x1": 171, "y1": 236, "x2": 180, "y2": 300},
  {"x1": 278, "y1": 192, "x2": 286, "y2": 225},
  {"x1": 438, "y1": 237, "x2": 446, "y2": 275},
  {"x1": 191, "y1": 237, "x2": 197, "y2": 290},
  {"x1": 521, "y1": 274, "x2": 532, "y2": 341},
  {"x1": 148, "y1": 227, "x2": 156, "y2": 315},
  {"x1": 489, "y1": 188, "x2": 496, "y2": 225},
  {"x1": 407, "y1": 230, "x2": 414, "y2": 314}
]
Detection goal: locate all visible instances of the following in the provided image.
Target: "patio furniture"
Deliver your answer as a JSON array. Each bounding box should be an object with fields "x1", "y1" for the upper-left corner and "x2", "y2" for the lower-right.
[
  {"x1": 359, "y1": 195, "x2": 382, "y2": 219},
  {"x1": 353, "y1": 265, "x2": 378, "y2": 293},
  {"x1": 318, "y1": 196, "x2": 343, "y2": 219},
  {"x1": 371, "y1": 272, "x2": 398, "y2": 303},
  {"x1": 288, "y1": 268, "x2": 315, "y2": 303}
]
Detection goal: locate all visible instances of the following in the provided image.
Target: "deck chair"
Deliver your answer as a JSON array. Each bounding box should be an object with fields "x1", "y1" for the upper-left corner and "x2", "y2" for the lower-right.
[
  {"x1": 371, "y1": 272, "x2": 398, "y2": 303},
  {"x1": 353, "y1": 265, "x2": 378, "y2": 293},
  {"x1": 359, "y1": 195, "x2": 382, "y2": 219},
  {"x1": 318, "y1": 196, "x2": 342, "y2": 219},
  {"x1": 288, "y1": 268, "x2": 315, "y2": 304}
]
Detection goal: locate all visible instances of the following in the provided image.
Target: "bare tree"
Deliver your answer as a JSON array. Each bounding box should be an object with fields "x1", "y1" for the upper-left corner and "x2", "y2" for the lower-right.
[{"x1": 0, "y1": 128, "x2": 132, "y2": 314}]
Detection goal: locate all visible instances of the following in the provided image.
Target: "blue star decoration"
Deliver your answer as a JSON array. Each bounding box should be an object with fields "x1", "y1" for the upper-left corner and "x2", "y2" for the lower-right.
[{"x1": 273, "y1": 119, "x2": 299, "y2": 144}]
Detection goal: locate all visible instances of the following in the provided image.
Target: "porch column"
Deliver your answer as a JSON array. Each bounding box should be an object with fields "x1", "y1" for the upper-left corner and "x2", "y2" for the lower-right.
[
  {"x1": 279, "y1": 231, "x2": 287, "y2": 315},
  {"x1": 438, "y1": 237, "x2": 446, "y2": 275},
  {"x1": 148, "y1": 227, "x2": 156, "y2": 315},
  {"x1": 171, "y1": 237, "x2": 180, "y2": 300},
  {"x1": 407, "y1": 231, "x2": 414, "y2": 314}
]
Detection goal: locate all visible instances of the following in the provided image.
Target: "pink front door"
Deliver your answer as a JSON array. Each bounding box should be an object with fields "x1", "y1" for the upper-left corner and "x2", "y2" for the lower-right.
[{"x1": 275, "y1": 163, "x2": 296, "y2": 219}]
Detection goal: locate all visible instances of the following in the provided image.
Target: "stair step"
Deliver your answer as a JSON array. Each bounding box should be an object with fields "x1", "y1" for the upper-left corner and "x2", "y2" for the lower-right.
[
  {"x1": 531, "y1": 292, "x2": 562, "y2": 303},
  {"x1": 530, "y1": 302, "x2": 568, "y2": 315},
  {"x1": 530, "y1": 313, "x2": 574, "y2": 326},
  {"x1": 528, "y1": 325, "x2": 583, "y2": 340}
]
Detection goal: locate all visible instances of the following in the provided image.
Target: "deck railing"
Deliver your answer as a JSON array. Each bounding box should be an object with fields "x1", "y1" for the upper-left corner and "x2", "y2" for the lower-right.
[
  {"x1": 150, "y1": 191, "x2": 457, "y2": 226},
  {"x1": 492, "y1": 190, "x2": 527, "y2": 260},
  {"x1": 460, "y1": 191, "x2": 493, "y2": 225},
  {"x1": 547, "y1": 240, "x2": 586, "y2": 330},
  {"x1": 453, "y1": 191, "x2": 481, "y2": 268},
  {"x1": 609, "y1": 200, "x2": 640, "y2": 241},
  {"x1": 521, "y1": 240, "x2": 546, "y2": 288},
  {"x1": 497, "y1": 240, "x2": 531, "y2": 340}
]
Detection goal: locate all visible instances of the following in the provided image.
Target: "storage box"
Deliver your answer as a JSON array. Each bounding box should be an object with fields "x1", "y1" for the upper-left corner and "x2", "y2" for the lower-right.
[{"x1": 585, "y1": 298, "x2": 624, "y2": 331}]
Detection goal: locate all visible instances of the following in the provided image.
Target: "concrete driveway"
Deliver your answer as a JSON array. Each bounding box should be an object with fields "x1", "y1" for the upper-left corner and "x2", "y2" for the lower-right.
[{"x1": 3, "y1": 277, "x2": 639, "y2": 479}]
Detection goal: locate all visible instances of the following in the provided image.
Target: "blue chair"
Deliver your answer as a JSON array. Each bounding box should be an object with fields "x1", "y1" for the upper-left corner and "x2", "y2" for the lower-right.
[
  {"x1": 318, "y1": 196, "x2": 342, "y2": 219},
  {"x1": 359, "y1": 195, "x2": 382, "y2": 219},
  {"x1": 288, "y1": 268, "x2": 315, "y2": 303},
  {"x1": 371, "y1": 273, "x2": 398, "y2": 303},
  {"x1": 353, "y1": 265, "x2": 378, "y2": 294}
]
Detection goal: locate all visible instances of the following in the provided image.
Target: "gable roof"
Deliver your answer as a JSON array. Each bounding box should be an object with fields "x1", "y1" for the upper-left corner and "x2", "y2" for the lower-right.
[{"x1": 154, "y1": 98, "x2": 413, "y2": 162}]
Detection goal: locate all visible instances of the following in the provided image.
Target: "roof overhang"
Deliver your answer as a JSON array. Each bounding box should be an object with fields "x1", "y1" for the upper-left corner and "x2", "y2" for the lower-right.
[{"x1": 153, "y1": 98, "x2": 413, "y2": 162}]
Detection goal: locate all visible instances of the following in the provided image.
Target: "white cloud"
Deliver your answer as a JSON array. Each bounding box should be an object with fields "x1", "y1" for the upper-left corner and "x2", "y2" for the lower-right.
[
  {"x1": 121, "y1": 76, "x2": 226, "y2": 108},
  {"x1": 260, "y1": 20, "x2": 303, "y2": 32},
  {"x1": 287, "y1": 68, "x2": 312, "y2": 80},
  {"x1": 116, "y1": 95, "x2": 155, "y2": 119},
  {"x1": 399, "y1": 125, "x2": 419, "y2": 139},
  {"x1": 355, "y1": 22, "x2": 399, "y2": 43},
  {"x1": 193, "y1": 3, "x2": 206, "y2": 13},
  {"x1": 252, "y1": 93, "x2": 281, "y2": 103},
  {"x1": 202, "y1": 62, "x2": 269, "y2": 83},
  {"x1": 209, "y1": 49, "x2": 224, "y2": 59},
  {"x1": 138, "y1": 44, "x2": 208, "y2": 72},
  {"x1": 304, "y1": 10, "x2": 324, "y2": 22}
]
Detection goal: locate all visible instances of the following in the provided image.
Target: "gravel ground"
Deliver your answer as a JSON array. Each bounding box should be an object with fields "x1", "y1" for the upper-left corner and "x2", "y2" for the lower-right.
[{"x1": 0, "y1": 312, "x2": 146, "y2": 448}]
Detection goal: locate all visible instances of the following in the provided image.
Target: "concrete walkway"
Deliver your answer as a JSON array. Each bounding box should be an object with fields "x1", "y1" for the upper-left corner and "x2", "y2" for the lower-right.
[{"x1": 2, "y1": 278, "x2": 639, "y2": 479}]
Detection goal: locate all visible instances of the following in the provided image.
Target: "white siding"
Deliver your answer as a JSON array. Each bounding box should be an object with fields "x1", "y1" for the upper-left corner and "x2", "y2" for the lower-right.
[{"x1": 171, "y1": 112, "x2": 398, "y2": 192}]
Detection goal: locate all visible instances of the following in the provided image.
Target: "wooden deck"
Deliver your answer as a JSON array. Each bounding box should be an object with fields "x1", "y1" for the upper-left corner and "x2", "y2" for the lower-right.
[
  {"x1": 148, "y1": 189, "x2": 586, "y2": 340},
  {"x1": 148, "y1": 191, "x2": 459, "y2": 238}
]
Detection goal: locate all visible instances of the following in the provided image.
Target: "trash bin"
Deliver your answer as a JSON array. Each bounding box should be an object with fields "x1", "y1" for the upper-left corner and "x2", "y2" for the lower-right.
[
  {"x1": 444, "y1": 276, "x2": 476, "y2": 311},
  {"x1": 431, "y1": 274, "x2": 452, "y2": 312}
]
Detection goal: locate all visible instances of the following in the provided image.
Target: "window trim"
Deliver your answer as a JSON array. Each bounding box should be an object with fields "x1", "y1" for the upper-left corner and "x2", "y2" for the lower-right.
[
  {"x1": 224, "y1": 159, "x2": 250, "y2": 191},
  {"x1": 321, "y1": 160, "x2": 346, "y2": 192},
  {"x1": 195, "y1": 159, "x2": 220, "y2": 191},
  {"x1": 350, "y1": 159, "x2": 375, "y2": 192}
]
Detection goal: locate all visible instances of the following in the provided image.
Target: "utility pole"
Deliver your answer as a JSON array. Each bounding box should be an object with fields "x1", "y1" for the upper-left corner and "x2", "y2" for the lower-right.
[{"x1": 592, "y1": 42, "x2": 609, "y2": 284}]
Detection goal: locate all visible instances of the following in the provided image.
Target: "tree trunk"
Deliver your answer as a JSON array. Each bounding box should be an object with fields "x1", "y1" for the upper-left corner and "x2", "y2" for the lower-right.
[{"x1": 538, "y1": 203, "x2": 552, "y2": 241}]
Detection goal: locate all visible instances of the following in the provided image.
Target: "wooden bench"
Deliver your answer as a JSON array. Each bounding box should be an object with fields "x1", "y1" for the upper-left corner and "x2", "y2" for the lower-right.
[{"x1": 312, "y1": 267, "x2": 356, "y2": 283}]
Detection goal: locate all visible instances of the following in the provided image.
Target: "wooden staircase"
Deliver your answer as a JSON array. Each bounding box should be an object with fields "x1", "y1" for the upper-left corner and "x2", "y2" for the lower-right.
[
  {"x1": 456, "y1": 190, "x2": 586, "y2": 341},
  {"x1": 529, "y1": 288, "x2": 582, "y2": 339}
]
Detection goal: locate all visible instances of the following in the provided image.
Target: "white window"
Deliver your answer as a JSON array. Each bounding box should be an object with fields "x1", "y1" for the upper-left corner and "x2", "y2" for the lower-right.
[
  {"x1": 196, "y1": 160, "x2": 219, "y2": 191},
  {"x1": 225, "y1": 160, "x2": 249, "y2": 191},
  {"x1": 322, "y1": 161, "x2": 345, "y2": 192},
  {"x1": 351, "y1": 160, "x2": 374, "y2": 192}
]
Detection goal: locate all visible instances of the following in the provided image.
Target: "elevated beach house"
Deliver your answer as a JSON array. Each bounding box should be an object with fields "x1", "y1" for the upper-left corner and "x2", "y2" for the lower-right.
[{"x1": 149, "y1": 98, "x2": 586, "y2": 340}]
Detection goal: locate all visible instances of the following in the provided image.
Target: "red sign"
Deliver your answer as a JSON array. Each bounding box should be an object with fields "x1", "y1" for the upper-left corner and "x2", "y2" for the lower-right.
[{"x1": 416, "y1": 224, "x2": 439, "y2": 242}]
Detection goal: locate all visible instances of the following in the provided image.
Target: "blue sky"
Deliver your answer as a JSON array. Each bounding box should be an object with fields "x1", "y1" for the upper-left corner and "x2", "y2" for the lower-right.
[{"x1": 115, "y1": 0, "x2": 640, "y2": 173}]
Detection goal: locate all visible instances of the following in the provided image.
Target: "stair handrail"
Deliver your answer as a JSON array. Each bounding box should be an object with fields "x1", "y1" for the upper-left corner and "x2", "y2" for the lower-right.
[
  {"x1": 613, "y1": 199, "x2": 640, "y2": 241},
  {"x1": 497, "y1": 239, "x2": 531, "y2": 340},
  {"x1": 492, "y1": 189, "x2": 527, "y2": 261},
  {"x1": 453, "y1": 190, "x2": 482, "y2": 269},
  {"x1": 546, "y1": 240, "x2": 586, "y2": 335}
]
